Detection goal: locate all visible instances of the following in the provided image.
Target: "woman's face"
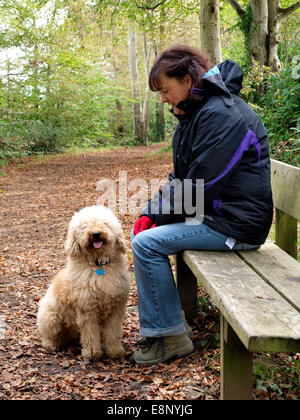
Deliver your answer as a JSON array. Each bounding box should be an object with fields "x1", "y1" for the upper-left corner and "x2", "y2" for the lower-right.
[{"x1": 159, "y1": 73, "x2": 192, "y2": 113}]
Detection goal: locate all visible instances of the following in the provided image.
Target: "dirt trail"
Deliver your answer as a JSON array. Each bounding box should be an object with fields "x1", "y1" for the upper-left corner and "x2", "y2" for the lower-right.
[
  {"x1": 0, "y1": 144, "x2": 221, "y2": 400},
  {"x1": 0, "y1": 144, "x2": 297, "y2": 400}
]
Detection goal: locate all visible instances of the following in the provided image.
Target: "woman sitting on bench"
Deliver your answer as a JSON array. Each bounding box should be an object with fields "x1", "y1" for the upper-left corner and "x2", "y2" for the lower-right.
[{"x1": 131, "y1": 44, "x2": 273, "y2": 365}]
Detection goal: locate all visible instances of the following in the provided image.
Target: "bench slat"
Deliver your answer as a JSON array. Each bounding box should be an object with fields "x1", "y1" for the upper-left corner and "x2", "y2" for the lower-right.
[
  {"x1": 182, "y1": 250, "x2": 300, "y2": 352},
  {"x1": 271, "y1": 159, "x2": 300, "y2": 220},
  {"x1": 237, "y1": 241, "x2": 300, "y2": 313}
]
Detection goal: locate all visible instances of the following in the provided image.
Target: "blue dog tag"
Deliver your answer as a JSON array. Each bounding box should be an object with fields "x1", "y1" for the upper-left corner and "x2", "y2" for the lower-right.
[{"x1": 95, "y1": 269, "x2": 104, "y2": 276}]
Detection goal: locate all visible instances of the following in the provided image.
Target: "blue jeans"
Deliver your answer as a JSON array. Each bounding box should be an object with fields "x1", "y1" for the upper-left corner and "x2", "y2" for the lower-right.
[{"x1": 131, "y1": 222, "x2": 259, "y2": 338}]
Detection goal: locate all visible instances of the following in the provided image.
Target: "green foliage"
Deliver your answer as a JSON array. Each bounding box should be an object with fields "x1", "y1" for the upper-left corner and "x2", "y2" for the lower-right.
[
  {"x1": 0, "y1": 0, "x2": 299, "y2": 166},
  {"x1": 254, "y1": 355, "x2": 300, "y2": 398},
  {"x1": 240, "y1": 61, "x2": 271, "y2": 103},
  {"x1": 240, "y1": 63, "x2": 299, "y2": 168},
  {"x1": 0, "y1": 118, "x2": 69, "y2": 159},
  {"x1": 0, "y1": 0, "x2": 139, "y2": 163},
  {"x1": 256, "y1": 65, "x2": 300, "y2": 167},
  {"x1": 233, "y1": 2, "x2": 253, "y2": 71}
]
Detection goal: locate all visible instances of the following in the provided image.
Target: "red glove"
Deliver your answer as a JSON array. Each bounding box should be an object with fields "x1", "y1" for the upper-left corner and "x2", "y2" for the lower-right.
[{"x1": 133, "y1": 216, "x2": 155, "y2": 236}]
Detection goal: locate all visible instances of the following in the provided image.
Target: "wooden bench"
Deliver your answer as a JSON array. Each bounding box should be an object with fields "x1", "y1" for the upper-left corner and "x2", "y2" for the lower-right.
[{"x1": 176, "y1": 159, "x2": 300, "y2": 400}]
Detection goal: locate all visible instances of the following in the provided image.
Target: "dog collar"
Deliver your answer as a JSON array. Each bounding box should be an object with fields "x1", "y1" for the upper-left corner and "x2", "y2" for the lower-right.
[
  {"x1": 94, "y1": 258, "x2": 111, "y2": 275},
  {"x1": 95, "y1": 258, "x2": 111, "y2": 267}
]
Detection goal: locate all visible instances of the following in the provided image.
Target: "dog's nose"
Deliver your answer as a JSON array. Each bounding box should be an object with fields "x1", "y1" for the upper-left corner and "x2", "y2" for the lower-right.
[{"x1": 93, "y1": 232, "x2": 101, "y2": 241}]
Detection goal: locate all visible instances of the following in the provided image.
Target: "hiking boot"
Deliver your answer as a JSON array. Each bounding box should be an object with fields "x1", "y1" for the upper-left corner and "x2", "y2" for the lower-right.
[
  {"x1": 132, "y1": 333, "x2": 194, "y2": 366},
  {"x1": 136, "y1": 310, "x2": 192, "y2": 348}
]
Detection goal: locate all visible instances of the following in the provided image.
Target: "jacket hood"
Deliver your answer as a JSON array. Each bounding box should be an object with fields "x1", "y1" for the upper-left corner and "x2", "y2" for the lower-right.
[
  {"x1": 218, "y1": 60, "x2": 243, "y2": 95},
  {"x1": 191, "y1": 60, "x2": 244, "y2": 106}
]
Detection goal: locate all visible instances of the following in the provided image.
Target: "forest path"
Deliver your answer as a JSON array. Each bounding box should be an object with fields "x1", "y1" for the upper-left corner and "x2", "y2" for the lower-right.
[{"x1": 0, "y1": 144, "x2": 220, "y2": 400}]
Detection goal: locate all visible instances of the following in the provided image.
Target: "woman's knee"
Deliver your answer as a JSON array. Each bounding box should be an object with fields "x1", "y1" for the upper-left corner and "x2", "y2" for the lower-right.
[{"x1": 131, "y1": 229, "x2": 156, "y2": 255}]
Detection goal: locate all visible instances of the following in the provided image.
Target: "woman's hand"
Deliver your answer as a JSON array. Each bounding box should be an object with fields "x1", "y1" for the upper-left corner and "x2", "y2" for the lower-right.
[{"x1": 133, "y1": 216, "x2": 156, "y2": 236}]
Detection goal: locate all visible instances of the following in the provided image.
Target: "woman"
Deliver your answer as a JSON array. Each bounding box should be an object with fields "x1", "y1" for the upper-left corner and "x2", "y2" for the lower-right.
[{"x1": 131, "y1": 45, "x2": 273, "y2": 365}]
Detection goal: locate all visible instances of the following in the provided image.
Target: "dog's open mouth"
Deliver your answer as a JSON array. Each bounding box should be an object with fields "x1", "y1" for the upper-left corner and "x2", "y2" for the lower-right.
[
  {"x1": 93, "y1": 241, "x2": 103, "y2": 249},
  {"x1": 89, "y1": 232, "x2": 107, "y2": 249}
]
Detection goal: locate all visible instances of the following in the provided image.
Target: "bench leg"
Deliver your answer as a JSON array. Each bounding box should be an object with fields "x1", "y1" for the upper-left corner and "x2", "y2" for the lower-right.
[
  {"x1": 175, "y1": 253, "x2": 198, "y2": 323},
  {"x1": 220, "y1": 315, "x2": 253, "y2": 400}
]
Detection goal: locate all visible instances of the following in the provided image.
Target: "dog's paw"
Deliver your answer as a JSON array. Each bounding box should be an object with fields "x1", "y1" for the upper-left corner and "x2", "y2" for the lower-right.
[
  {"x1": 82, "y1": 348, "x2": 103, "y2": 362},
  {"x1": 105, "y1": 346, "x2": 125, "y2": 359},
  {"x1": 41, "y1": 339, "x2": 58, "y2": 352}
]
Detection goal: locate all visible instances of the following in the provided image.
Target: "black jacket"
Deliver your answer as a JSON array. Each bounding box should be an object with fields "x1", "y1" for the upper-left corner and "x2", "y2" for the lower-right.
[{"x1": 141, "y1": 60, "x2": 273, "y2": 245}]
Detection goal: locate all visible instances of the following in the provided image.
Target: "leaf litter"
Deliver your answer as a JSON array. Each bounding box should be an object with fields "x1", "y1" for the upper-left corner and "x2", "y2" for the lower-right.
[{"x1": 0, "y1": 143, "x2": 298, "y2": 400}]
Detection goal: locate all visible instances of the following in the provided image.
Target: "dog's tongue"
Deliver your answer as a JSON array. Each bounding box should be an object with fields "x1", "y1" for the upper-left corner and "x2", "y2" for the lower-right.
[{"x1": 93, "y1": 241, "x2": 103, "y2": 249}]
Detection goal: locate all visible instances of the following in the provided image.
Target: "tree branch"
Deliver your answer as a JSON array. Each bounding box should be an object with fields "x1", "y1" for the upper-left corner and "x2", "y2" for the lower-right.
[
  {"x1": 226, "y1": 0, "x2": 247, "y2": 20},
  {"x1": 278, "y1": 1, "x2": 300, "y2": 19},
  {"x1": 133, "y1": 0, "x2": 169, "y2": 11}
]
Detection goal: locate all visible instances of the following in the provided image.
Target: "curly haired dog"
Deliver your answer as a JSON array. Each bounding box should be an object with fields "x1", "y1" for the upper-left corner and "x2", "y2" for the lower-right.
[{"x1": 37, "y1": 205, "x2": 130, "y2": 361}]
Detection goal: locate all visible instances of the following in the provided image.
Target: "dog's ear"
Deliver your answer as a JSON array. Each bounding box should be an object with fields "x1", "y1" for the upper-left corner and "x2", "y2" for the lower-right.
[
  {"x1": 116, "y1": 234, "x2": 127, "y2": 254},
  {"x1": 65, "y1": 228, "x2": 81, "y2": 257}
]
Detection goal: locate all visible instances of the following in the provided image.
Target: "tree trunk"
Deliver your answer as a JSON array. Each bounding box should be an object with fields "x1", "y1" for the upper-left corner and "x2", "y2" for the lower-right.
[
  {"x1": 33, "y1": 43, "x2": 40, "y2": 110},
  {"x1": 142, "y1": 35, "x2": 151, "y2": 144},
  {"x1": 268, "y1": 0, "x2": 282, "y2": 72},
  {"x1": 228, "y1": 0, "x2": 300, "y2": 72},
  {"x1": 200, "y1": 0, "x2": 222, "y2": 66},
  {"x1": 6, "y1": 55, "x2": 11, "y2": 109},
  {"x1": 128, "y1": 26, "x2": 144, "y2": 142},
  {"x1": 111, "y1": 24, "x2": 124, "y2": 135},
  {"x1": 153, "y1": 41, "x2": 165, "y2": 142},
  {"x1": 249, "y1": 0, "x2": 269, "y2": 66}
]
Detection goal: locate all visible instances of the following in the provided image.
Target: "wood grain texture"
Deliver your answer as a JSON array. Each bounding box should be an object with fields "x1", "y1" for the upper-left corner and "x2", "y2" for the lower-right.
[
  {"x1": 237, "y1": 241, "x2": 300, "y2": 312},
  {"x1": 271, "y1": 159, "x2": 300, "y2": 220},
  {"x1": 182, "y1": 248, "x2": 300, "y2": 352}
]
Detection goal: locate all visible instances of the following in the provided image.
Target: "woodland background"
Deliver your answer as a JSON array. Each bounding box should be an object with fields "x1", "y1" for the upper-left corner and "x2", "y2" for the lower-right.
[
  {"x1": 0, "y1": 1, "x2": 300, "y2": 400},
  {"x1": 0, "y1": 0, "x2": 299, "y2": 166}
]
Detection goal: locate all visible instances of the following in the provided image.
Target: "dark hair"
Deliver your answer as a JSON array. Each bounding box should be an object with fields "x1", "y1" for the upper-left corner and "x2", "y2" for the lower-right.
[{"x1": 149, "y1": 44, "x2": 211, "y2": 100}]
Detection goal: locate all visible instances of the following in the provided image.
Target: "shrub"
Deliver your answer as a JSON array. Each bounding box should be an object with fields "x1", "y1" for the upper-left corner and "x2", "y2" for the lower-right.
[{"x1": 257, "y1": 65, "x2": 300, "y2": 167}]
